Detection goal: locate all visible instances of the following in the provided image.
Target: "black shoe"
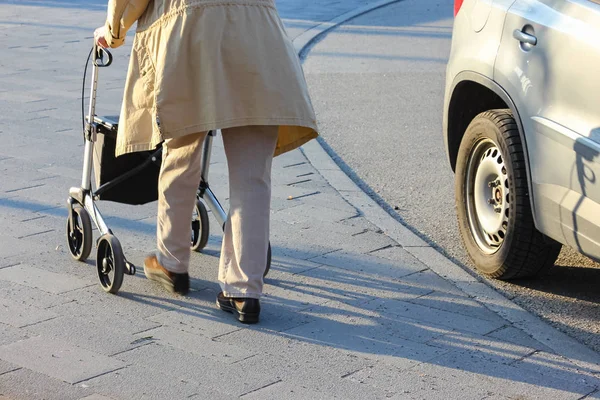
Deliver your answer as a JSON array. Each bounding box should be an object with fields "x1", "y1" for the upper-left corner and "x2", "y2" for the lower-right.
[
  {"x1": 216, "y1": 292, "x2": 260, "y2": 324},
  {"x1": 144, "y1": 255, "x2": 189, "y2": 295}
]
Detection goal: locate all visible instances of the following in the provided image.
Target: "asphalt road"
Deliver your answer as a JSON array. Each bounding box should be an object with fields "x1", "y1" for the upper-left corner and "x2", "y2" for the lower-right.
[{"x1": 303, "y1": 0, "x2": 600, "y2": 353}]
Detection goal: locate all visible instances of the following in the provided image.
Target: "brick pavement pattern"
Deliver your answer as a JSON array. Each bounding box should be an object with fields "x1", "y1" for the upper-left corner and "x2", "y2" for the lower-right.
[{"x1": 0, "y1": 1, "x2": 598, "y2": 399}]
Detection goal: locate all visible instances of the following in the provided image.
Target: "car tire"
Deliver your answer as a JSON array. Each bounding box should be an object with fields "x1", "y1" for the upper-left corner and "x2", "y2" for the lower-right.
[{"x1": 455, "y1": 109, "x2": 561, "y2": 279}]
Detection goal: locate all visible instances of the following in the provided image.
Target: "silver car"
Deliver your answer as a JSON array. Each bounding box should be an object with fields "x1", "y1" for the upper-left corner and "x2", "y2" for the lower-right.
[{"x1": 443, "y1": 0, "x2": 600, "y2": 279}]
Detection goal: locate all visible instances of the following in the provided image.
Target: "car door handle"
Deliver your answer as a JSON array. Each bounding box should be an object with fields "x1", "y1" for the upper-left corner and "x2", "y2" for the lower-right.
[{"x1": 513, "y1": 29, "x2": 537, "y2": 46}]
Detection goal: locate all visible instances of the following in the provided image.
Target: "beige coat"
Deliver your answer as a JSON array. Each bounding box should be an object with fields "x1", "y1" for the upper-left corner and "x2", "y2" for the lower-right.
[{"x1": 104, "y1": 0, "x2": 318, "y2": 156}]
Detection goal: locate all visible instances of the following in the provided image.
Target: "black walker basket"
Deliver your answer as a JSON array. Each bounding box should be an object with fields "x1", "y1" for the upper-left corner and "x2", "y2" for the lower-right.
[{"x1": 92, "y1": 116, "x2": 162, "y2": 205}]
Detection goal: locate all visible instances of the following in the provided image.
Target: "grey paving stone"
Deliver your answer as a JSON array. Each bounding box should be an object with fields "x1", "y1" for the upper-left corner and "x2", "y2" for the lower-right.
[
  {"x1": 271, "y1": 230, "x2": 339, "y2": 260},
  {"x1": 282, "y1": 317, "x2": 447, "y2": 370},
  {"x1": 301, "y1": 300, "x2": 452, "y2": 344},
  {"x1": 0, "y1": 358, "x2": 20, "y2": 376},
  {"x1": 39, "y1": 165, "x2": 82, "y2": 180},
  {"x1": 10, "y1": 215, "x2": 62, "y2": 242},
  {"x1": 0, "y1": 368, "x2": 89, "y2": 400},
  {"x1": 215, "y1": 327, "x2": 374, "y2": 381},
  {"x1": 0, "y1": 252, "x2": 24, "y2": 270},
  {"x1": 0, "y1": 322, "x2": 29, "y2": 347},
  {"x1": 413, "y1": 351, "x2": 595, "y2": 400},
  {"x1": 0, "y1": 297, "x2": 58, "y2": 328},
  {"x1": 78, "y1": 395, "x2": 116, "y2": 400},
  {"x1": 146, "y1": 309, "x2": 241, "y2": 339},
  {"x1": 240, "y1": 381, "x2": 337, "y2": 400},
  {"x1": 0, "y1": 163, "x2": 59, "y2": 183},
  {"x1": 347, "y1": 363, "x2": 503, "y2": 400},
  {"x1": 242, "y1": 360, "x2": 399, "y2": 400},
  {"x1": 52, "y1": 283, "x2": 180, "y2": 320},
  {"x1": 133, "y1": 326, "x2": 255, "y2": 364},
  {"x1": 25, "y1": 313, "x2": 160, "y2": 356},
  {"x1": 405, "y1": 246, "x2": 478, "y2": 283},
  {"x1": 272, "y1": 208, "x2": 367, "y2": 236},
  {"x1": 276, "y1": 188, "x2": 360, "y2": 216},
  {"x1": 0, "y1": 234, "x2": 41, "y2": 258},
  {"x1": 364, "y1": 297, "x2": 506, "y2": 336},
  {"x1": 0, "y1": 279, "x2": 75, "y2": 309},
  {"x1": 486, "y1": 326, "x2": 554, "y2": 353},
  {"x1": 0, "y1": 157, "x2": 55, "y2": 180},
  {"x1": 81, "y1": 363, "x2": 206, "y2": 400},
  {"x1": 0, "y1": 264, "x2": 91, "y2": 294},
  {"x1": 333, "y1": 190, "x2": 430, "y2": 248},
  {"x1": 409, "y1": 290, "x2": 509, "y2": 324},
  {"x1": 244, "y1": 295, "x2": 317, "y2": 332},
  {"x1": 397, "y1": 269, "x2": 466, "y2": 296},
  {"x1": 338, "y1": 215, "x2": 383, "y2": 232},
  {"x1": 272, "y1": 202, "x2": 358, "y2": 225},
  {"x1": 263, "y1": 279, "x2": 340, "y2": 311},
  {"x1": 427, "y1": 331, "x2": 537, "y2": 365},
  {"x1": 111, "y1": 343, "x2": 274, "y2": 398},
  {"x1": 586, "y1": 390, "x2": 600, "y2": 399},
  {"x1": 116, "y1": 282, "x2": 312, "y2": 333},
  {"x1": 289, "y1": 264, "x2": 433, "y2": 306},
  {"x1": 5, "y1": 249, "x2": 98, "y2": 284},
  {"x1": 369, "y1": 244, "x2": 428, "y2": 263},
  {"x1": 511, "y1": 351, "x2": 600, "y2": 389},
  {"x1": 317, "y1": 168, "x2": 364, "y2": 192},
  {"x1": 267, "y1": 256, "x2": 323, "y2": 275},
  {"x1": 0, "y1": 336, "x2": 126, "y2": 384},
  {"x1": 309, "y1": 250, "x2": 428, "y2": 279},
  {"x1": 0, "y1": 196, "x2": 63, "y2": 220}
]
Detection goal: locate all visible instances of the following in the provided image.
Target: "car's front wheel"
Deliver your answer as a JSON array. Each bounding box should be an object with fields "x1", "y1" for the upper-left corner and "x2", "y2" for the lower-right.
[{"x1": 455, "y1": 109, "x2": 561, "y2": 279}]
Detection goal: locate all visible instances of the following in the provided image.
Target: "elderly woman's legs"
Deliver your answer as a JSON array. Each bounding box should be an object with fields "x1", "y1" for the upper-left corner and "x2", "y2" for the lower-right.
[
  {"x1": 145, "y1": 125, "x2": 278, "y2": 323},
  {"x1": 145, "y1": 131, "x2": 207, "y2": 294},
  {"x1": 218, "y1": 125, "x2": 278, "y2": 299}
]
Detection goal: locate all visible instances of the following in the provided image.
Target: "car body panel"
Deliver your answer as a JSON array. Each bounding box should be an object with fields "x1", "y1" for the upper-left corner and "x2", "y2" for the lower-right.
[
  {"x1": 494, "y1": 0, "x2": 600, "y2": 259},
  {"x1": 443, "y1": 0, "x2": 517, "y2": 165}
]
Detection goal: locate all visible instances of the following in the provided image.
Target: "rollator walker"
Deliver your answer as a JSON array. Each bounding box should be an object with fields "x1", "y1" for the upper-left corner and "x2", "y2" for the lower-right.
[{"x1": 65, "y1": 46, "x2": 271, "y2": 294}]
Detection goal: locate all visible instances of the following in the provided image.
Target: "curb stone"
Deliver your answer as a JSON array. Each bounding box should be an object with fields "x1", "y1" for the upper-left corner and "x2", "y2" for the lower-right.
[{"x1": 291, "y1": 1, "x2": 600, "y2": 373}]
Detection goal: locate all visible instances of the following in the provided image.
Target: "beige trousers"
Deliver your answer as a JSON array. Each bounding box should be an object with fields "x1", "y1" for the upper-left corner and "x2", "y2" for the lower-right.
[{"x1": 156, "y1": 126, "x2": 278, "y2": 299}]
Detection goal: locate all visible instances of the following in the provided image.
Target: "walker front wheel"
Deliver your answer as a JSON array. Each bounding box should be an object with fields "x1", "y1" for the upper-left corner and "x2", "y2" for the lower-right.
[{"x1": 96, "y1": 234, "x2": 125, "y2": 294}]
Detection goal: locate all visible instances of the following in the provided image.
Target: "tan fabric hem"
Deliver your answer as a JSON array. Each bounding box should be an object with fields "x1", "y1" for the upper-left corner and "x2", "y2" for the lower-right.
[
  {"x1": 115, "y1": 139, "x2": 163, "y2": 157},
  {"x1": 275, "y1": 131, "x2": 318, "y2": 157},
  {"x1": 164, "y1": 117, "x2": 317, "y2": 139},
  {"x1": 220, "y1": 284, "x2": 261, "y2": 299},
  {"x1": 115, "y1": 127, "x2": 318, "y2": 158}
]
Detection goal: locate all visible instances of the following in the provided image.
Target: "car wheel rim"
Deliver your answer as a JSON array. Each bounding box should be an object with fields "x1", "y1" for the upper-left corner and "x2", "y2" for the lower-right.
[{"x1": 465, "y1": 139, "x2": 510, "y2": 254}]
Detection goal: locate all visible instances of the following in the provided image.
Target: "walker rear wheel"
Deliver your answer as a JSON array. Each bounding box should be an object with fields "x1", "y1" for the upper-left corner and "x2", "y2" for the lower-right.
[
  {"x1": 264, "y1": 243, "x2": 271, "y2": 278},
  {"x1": 96, "y1": 234, "x2": 125, "y2": 294},
  {"x1": 191, "y1": 199, "x2": 210, "y2": 252},
  {"x1": 66, "y1": 205, "x2": 92, "y2": 262}
]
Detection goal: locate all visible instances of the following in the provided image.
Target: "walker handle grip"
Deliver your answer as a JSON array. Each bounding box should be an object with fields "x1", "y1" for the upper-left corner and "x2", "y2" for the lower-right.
[{"x1": 93, "y1": 43, "x2": 113, "y2": 68}]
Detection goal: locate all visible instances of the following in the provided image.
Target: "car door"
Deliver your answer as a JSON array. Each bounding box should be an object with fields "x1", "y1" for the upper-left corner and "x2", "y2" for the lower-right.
[{"x1": 494, "y1": 0, "x2": 600, "y2": 260}]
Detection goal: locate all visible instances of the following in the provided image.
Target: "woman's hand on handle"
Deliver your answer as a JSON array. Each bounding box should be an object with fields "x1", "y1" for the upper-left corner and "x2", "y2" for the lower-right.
[{"x1": 94, "y1": 26, "x2": 109, "y2": 49}]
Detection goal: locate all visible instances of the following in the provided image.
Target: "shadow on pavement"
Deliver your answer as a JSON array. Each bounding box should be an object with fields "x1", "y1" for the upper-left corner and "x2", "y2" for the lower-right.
[{"x1": 0, "y1": 196, "x2": 598, "y2": 395}]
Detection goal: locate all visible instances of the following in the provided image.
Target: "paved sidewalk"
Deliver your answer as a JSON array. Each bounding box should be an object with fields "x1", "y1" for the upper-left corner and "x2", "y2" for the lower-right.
[{"x1": 0, "y1": 1, "x2": 599, "y2": 399}]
